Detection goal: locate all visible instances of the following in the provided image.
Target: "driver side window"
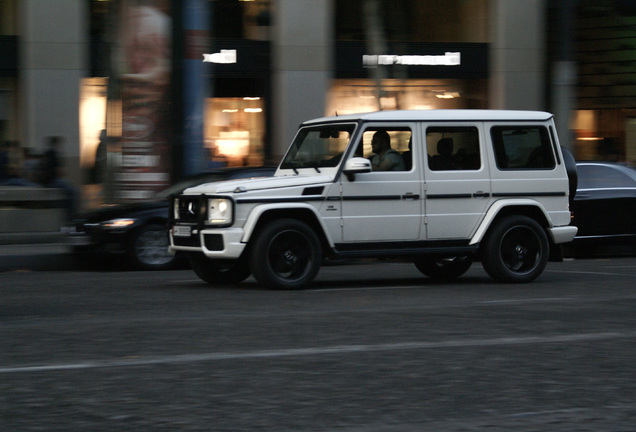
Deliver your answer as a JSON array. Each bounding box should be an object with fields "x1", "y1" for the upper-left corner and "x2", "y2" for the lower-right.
[{"x1": 355, "y1": 127, "x2": 412, "y2": 172}]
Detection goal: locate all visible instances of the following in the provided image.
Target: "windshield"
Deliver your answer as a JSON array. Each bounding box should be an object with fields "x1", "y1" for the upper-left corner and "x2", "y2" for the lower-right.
[{"x1": 280, "y1": 124, "x2": 355, "y2": 170}]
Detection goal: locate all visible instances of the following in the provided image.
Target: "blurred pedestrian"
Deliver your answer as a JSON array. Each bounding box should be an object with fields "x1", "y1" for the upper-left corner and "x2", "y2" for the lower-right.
[
  {"x1": 0, "y1": 142, "x2": 39, "y2": 186},
  {"x1": 0, "y1": 140, "x2": 8, "y2": 182},
  {"x1": 39, "y1": 136, "x2": 61, "y2": 186},
  {"x1": 90, "y1": 129, "x2": 108, "y2": 184},
  {"x1": 39, "y1": 136, "x2": 78, "y2": 220}
]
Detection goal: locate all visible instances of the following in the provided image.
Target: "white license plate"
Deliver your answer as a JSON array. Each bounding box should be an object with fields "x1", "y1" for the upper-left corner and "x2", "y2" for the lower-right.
[{"x1": 173, "y1": 226, "x2": 192, "y2": 237}]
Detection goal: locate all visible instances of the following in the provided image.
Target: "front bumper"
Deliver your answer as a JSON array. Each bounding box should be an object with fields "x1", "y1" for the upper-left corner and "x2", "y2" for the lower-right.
[
  {"x1": 62, "y1": 226, "x2": 94, "y2": 247},
  {"x1": 61, "y1": 225, "x2": 129, "y2": 253},
  {"x1": 169, "y1": 226, "x2": 246, "y2": 259}
]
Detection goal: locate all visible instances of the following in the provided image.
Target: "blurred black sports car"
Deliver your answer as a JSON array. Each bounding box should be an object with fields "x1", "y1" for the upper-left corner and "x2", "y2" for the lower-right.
[
  {"x1": 63, "y1": 167, "x2": 275, "y2": 270},
  {"x1": 570, "y1": 161, "x2": 636, "y2": 255}
]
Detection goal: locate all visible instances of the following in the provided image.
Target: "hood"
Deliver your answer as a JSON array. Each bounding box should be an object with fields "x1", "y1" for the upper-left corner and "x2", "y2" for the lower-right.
[{"x1": 183, "y1": 173, "x2": 334, "y2": 195}]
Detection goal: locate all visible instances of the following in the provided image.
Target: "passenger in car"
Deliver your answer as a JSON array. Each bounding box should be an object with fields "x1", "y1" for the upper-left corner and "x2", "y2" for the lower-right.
[
  {"x1": 402, "y1": 138, "x2": 413, "y2": 170},
  {"x1": 430, "y1": 138, "x2": 460, "y2": 170},
  {"x1": 369, "y1": 130, "x2": 405, "y2": 171}
]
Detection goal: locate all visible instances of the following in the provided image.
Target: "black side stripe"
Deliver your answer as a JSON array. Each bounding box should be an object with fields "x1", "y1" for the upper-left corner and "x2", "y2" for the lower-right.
[
  {"x1": 342, "y1": 195, "x2": 401, "y2": 201},
  {"x1": 492, "y1": 192, "x2": 566, "y2": 197},
  {"x1": 427, "y1": 194, "x2": 473, "y2": 199},
  {"x1": 235, "y1": 192, "x2": 563, "y2": 205},
  {"x1": 237, "y1": 195, "x2": 423, "y2": 204},
  {"x1": 427, "y1": 193, "x2": 491, "y2": 199},
  {"x1": 235, "y1": 197, "x2": 326, "y2": 204}
]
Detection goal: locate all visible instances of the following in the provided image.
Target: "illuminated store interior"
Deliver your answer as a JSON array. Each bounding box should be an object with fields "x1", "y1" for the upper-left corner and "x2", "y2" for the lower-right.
[
  {"x1": 327, "y1": 78, "x2": 487, "y2": 116},
  {"x1": 204, "y1": 96, "x2": 266, "y2": 167}
]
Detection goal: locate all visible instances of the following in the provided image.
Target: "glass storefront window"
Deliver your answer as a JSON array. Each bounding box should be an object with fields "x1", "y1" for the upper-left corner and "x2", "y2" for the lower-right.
[{"x1": 204, "y1": 97, "x2": 265, "y2": 167}]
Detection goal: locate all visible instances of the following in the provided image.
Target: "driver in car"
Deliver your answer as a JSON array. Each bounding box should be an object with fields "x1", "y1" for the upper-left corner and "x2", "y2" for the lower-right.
[{"x1": 369, "y1": 130, "x2": 405, "y2": 171}]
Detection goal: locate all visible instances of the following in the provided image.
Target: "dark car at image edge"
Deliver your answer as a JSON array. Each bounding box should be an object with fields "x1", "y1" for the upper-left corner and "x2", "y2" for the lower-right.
[
  {"x1": 568, "y1": 161, "x2": 636, "y2": 256},
  {"x1": 63, "y1": 167, "x2": 275, "y2": 270}
]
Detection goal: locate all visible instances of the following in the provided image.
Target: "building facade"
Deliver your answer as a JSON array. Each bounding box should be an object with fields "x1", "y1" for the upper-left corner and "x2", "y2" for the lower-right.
[{"x1": 1, "y1": 0, "x2": 632, "y2": 207}]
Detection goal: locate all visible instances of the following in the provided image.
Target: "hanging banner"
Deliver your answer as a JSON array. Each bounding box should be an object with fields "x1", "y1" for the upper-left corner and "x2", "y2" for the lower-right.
[{"x1": 113, "y1": 0, "x2": 173, "y2": 201}]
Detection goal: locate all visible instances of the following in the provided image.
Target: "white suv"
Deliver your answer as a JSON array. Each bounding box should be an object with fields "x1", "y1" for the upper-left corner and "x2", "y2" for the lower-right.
[{"x1": 169, "y1": 110, "x2": 577, "y2": 289}]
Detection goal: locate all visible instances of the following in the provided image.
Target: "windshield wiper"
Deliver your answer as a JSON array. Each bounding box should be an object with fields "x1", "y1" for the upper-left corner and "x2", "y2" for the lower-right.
[{"x1": 280, "y1": 162, "x2": 299, "y2": 174}]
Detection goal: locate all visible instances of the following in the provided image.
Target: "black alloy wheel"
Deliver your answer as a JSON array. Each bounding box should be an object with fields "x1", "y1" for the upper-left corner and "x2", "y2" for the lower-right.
[
  {"x1": 249, "y1": 218, "x2": 322, "y2": 290},
  {"x1": 481, "y1": 215, "x2": 549, "y2": 283}
]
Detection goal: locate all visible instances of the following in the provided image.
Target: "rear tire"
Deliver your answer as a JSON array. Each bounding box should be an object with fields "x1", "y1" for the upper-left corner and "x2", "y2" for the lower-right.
[
  {"x1": 189, "y1": 253, "x2": 251, "y2": 285},
  {"x1": 481, "y1": 215, "x2": 549, "y2": 283},
  {"x1": 414, "y1": 255, "x2": 472, "y2": 281},
  {"x1": 249, "y1": 219, "x2": 322, "y2": 290}
]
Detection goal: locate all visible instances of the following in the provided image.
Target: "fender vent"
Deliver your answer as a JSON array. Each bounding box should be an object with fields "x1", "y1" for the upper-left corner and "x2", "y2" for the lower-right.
[{"x1": 302, "y1": 186, "x2": 325, "y2": 196}]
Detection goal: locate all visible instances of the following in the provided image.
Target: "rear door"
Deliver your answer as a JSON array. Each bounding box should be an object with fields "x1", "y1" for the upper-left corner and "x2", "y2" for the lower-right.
[
  {"x1": 487, "y1": 122, "x2": 569, "y2": 226},
  {"x1": 423, "y1": 123, "x2": 493, "y2": 239}
]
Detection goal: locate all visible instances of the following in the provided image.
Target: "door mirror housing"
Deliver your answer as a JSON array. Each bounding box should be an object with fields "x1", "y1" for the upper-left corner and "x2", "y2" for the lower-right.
[{"x1": 343, "y1": 157, "x2": 372, "y2": 181}]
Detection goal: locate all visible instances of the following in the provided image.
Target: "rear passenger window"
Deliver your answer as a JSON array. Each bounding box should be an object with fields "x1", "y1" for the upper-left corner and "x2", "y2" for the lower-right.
[
  {"x1": 426, "y1": 127, "x2": 481, "y2": 171},
  {"x1": 491, "y1": 126, "x2": 556, "y2": 170}
]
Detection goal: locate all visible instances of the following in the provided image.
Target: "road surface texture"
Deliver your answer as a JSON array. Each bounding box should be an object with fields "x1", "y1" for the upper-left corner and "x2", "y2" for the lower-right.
[{"x1": 1, "y1": 257, "x2": 635, "y2": 431}]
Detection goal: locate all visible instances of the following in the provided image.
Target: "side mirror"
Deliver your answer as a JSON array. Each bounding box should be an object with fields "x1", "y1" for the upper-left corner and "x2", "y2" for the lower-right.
[{"x1": 343, "y1": 157, "x2": 372, "y2": 181}]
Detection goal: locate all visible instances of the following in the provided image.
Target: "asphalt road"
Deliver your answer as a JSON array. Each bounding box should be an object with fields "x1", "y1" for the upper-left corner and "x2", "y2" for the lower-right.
[{"x1": 1, "y1": 256, "x2": 635, "y2": 431}]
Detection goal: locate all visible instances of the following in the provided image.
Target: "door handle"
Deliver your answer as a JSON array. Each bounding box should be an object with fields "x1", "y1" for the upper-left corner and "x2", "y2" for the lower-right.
[
  {"x1": 473, "y1": 191, "x2": 490, "y2": 198},
  {"x1": 402, "y1": 193, "x2": 420, "y2": 200}
]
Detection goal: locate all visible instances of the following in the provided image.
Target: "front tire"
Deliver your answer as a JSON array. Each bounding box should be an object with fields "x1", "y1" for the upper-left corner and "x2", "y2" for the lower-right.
[
  {"x1": 249, "y1": 219, "x2": 322, "y2": 290},
  {"x1": 414, "y1": 255, "x2": 472, "y2": 281},
  {"x1": 481, "y1": 215, "x2": 549, "y2": 283},
  {"x1": 189, "y1": 253, "x2": 251, "y2": 285}
]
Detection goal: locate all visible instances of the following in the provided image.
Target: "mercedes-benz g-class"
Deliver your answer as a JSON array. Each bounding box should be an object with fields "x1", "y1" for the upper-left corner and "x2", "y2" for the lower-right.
[{"x1": 169, "y1": 110, "x2": 577, "y2": 289}]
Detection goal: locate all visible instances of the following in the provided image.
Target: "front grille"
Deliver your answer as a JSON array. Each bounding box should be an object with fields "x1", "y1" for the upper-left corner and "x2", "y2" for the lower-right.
[{"x1": 177, "y1": 196, "x2": 205, "y2": 223}]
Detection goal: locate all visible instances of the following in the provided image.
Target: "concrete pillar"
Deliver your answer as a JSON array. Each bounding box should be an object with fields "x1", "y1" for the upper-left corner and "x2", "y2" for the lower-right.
[
  {"x1": 271, "y1": 0, "x2": 333, "y2": 162},
  {"x1": 19, "y1": 0, "x2": 87, "y2": 185},
  {"x1": 489, "y1": 0, "x2": 545, "y2": 110},
  {"x1": 550, "y1": 0, "x2": 576, "y2": 150}
]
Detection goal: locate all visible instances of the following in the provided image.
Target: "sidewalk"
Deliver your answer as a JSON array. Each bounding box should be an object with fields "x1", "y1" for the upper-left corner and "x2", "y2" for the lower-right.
[
  {"x1": 0, "y1": 236, "x2": 72, "y2": 272},
  {"x1": 0, "y1": 231, "x2": 65, "y2": 247},
  {"x1": 0, "y1": 242, "x2": 68, "y2": 257}
]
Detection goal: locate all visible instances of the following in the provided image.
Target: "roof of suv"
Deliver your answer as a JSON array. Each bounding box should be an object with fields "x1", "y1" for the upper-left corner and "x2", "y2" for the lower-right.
[{"x1": 303, "y1": 109, "x2": 553, "y2": 125}]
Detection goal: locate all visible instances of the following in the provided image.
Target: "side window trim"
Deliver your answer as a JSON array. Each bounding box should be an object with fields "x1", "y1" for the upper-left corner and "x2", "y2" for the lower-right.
[
  {"x1": 549, "y1": 126, "x2": 561, "y2": 165},
  {"x1": 490, "y1": 124, "x2": 556, "y2": 170}
]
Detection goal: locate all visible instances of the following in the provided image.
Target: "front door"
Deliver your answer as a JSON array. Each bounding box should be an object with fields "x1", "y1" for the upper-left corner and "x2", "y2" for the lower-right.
[{"x1": 340, "y1": 124, "x2": 423, "y2": 242}]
